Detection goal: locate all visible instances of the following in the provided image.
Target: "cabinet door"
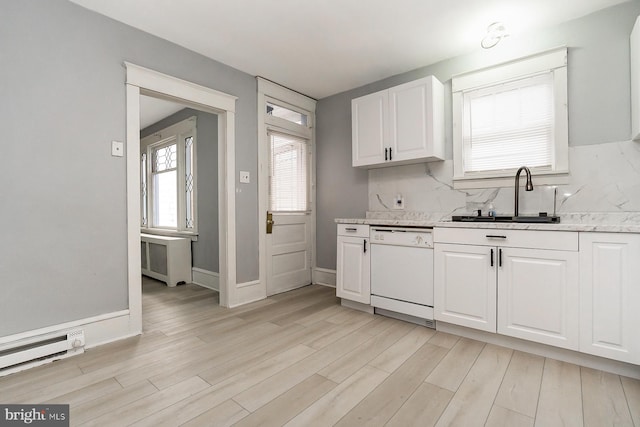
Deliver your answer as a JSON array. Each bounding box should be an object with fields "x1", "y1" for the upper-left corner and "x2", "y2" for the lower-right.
[
  {"x1": 579, "y1": 233, "x2": 640, "y2": 364},
  {"x1": 336, "y1": 236, "x2": 371, "y2": 304},
  {"x1": 434, "y1": 243, "x2": 496, "y2": 332},
  {"x1": 351, "y1": 90, "x2": 387, "y2": 167},
  {"x1": 498, "y1": 248, "x2": 579, "y2": 350},
  {"x1": 388, "y1": 76, "x2": 444, "y2": 163},
  {"x1": 388, "y1": 77, "x2": 433, "y2": 162}
]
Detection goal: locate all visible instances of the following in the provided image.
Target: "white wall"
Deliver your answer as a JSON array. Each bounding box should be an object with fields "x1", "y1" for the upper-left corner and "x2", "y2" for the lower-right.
[{"x1": 0, "y1": 0, "x2": 259, "y2": 337}]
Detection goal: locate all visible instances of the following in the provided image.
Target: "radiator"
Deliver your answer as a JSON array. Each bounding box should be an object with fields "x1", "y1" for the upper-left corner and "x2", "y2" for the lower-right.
[
  {"x1": 141, "y1": 233, "x2": 192, "y2": 286},
  {"x1": 0, "y1": 330, "x2": 85, "y2": 377}
]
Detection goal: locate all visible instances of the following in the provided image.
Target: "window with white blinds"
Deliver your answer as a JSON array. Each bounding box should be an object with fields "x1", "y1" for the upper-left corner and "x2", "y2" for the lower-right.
[
  {"x1": 452, "y1": 48, "x2": 568, "y2": 188},
  {"x1": 463, "y1": 72, "x2": 554, "y2": 174},
  {"x1": 269, "y1": 132, "x2": 309, "y2": 212}
]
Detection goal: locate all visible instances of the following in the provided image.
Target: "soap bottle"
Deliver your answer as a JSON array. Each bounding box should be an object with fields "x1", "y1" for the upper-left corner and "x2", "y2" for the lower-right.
[{"x1": 487, "y1": 203, "x2": 496, "y2": 217}]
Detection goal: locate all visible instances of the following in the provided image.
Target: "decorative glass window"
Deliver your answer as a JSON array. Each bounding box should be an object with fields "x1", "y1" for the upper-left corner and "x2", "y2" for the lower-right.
[
  {"x1": 184, "y1": 136, "x2": 195, "y2": 229},
  {"x1": 452, "y1": 48, "x2": 568, "y2": 188},
  {"x1": 141, "y1": 153, "x2": 148, "y2": 226},
  {"x1": 140, "y1": 116, "x2": 197, "y2": 233}
]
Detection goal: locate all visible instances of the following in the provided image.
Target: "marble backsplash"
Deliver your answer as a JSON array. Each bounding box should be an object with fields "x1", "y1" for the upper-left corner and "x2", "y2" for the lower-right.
[{"x1": 368, "y1": 139, "x2": 640, "y2": 225}]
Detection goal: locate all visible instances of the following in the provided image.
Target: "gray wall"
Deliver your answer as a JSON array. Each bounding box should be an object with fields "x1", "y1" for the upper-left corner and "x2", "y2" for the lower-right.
[
  {"x1": 315, "y1": 1, "x2": 640, "y2": 270},
  {"x1": 0, "y1": 0, "x2": 258, "y2": 337},
  {"x1": 140, "y1": 108, "x2": 219, "y2": 273}
]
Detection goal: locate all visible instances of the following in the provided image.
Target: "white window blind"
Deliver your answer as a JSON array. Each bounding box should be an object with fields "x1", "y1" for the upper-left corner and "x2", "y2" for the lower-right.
[
  {"x1": 269, "y1": 132, "x2": 309, "y2": 212},
  {"x1": 462, "y1": 72, "x2": 554, "y2": 174}
]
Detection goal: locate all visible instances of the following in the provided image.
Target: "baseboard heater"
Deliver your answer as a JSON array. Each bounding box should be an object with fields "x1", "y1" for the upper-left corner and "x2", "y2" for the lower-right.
[{"x1": 0, "y1": 330, "x2": 85, "y2": 377}]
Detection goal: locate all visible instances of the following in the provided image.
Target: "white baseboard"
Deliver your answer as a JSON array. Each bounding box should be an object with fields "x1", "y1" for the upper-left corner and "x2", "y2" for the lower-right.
[
  {"x1": 437, "y1": 322, "x2": 640, "y2": 380},
  {"x1": 192, "y1": 267, "x2": 220, "y2": 291},
  {"x1": 313, "y1": 267, "x2": 336, "y2": 288},
  {"x1": 0, "y1": 310, "x2": 136, "y2": 370}
]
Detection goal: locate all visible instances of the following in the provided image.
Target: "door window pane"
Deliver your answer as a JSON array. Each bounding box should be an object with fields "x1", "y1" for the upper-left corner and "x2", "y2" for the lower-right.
[
  {"x1": 267, "y1": 102, "x2": 308, "y2": 126},
  {"x1": 269, "y1": 133, "x2": 308, "y2": 212}
]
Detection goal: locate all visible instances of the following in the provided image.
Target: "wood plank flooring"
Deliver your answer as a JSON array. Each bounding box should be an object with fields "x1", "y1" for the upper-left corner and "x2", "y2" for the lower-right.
[{"x1": 1, "y1": 277, "x2": 639, "y2": 426}]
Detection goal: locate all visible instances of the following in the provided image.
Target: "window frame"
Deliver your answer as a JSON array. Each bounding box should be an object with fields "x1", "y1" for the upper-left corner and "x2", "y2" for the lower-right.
[
  {"x1": 452, "y1": 48, "x2": 569, "y2": 189},
  {"x1": 140, "y1": 116, "x2": 198, "y2": 236}
]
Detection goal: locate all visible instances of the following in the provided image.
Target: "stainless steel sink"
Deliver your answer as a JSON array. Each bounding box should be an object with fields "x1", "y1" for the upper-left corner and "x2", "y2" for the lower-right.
[{"x1": 451, "y1": 215, "x2": 560, "y2": 223}]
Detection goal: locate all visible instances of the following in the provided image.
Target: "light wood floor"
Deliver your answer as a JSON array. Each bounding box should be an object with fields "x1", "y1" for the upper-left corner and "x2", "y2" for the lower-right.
[{"x1": 1, "y1": 277, "x2": 639, "y2": 427}]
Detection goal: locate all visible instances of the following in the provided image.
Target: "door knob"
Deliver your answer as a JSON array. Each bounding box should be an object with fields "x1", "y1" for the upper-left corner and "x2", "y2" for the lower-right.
[{"x1": 266, "y1": 212, "x2": 274, "y2": 234}]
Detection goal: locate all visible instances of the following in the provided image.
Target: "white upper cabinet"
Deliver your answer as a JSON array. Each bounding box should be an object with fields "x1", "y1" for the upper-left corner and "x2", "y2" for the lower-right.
[
  {"x1": 352, "y1": 76, "x2": 444, "y2": 168},
  {"x1": 351, "y1": 91, "x2": 388, "y2": 166},
  {"x1": 631, "y1": 16, "x2": 640, "y2": 141}
]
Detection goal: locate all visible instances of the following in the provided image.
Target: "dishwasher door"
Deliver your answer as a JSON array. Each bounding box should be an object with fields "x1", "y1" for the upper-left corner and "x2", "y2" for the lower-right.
[{"x1": 370, "y1": 244, "x2": 433, "y2": 306}]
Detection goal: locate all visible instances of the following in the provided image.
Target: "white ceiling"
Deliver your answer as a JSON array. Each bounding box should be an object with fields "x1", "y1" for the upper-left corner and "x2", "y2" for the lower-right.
[
  {"x1": 70, "y1": 0, "x2": 629, "y2": 99},
  {"x1": 139, "y1": 95, "x2": 186, "y2": 129}
]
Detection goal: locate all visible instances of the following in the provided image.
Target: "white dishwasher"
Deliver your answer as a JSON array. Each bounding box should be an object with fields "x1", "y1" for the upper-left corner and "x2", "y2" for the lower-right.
[{"x1": 370, "y1": 227, "x2": 435, "y2": 327}]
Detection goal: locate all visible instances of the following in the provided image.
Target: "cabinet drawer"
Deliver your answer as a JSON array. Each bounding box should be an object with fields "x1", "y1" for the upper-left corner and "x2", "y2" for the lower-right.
[
  {"x1": 434, "y1": 227, "x2": 578, "y2": 251},
  {"x1": 337, "y1": 224, "x2": 369, "y2": 238}
]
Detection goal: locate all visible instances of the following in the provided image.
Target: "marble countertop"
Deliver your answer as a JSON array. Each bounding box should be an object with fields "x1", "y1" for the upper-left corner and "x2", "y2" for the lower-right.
[{"x1": 335, "y1": 217, "x2": 640, "y2": 233}]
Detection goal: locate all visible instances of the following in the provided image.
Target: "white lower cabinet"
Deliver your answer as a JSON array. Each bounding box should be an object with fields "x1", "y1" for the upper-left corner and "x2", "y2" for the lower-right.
[
  {"x1": 336, "y1": 225, "x2": 370, "y2": 304},
  {"x1": 579, "y1": 233, "x2": 640, "y2": 364},
  {"x1": 434, "y1": 243, "x2": 496, "y2": 332},
  {"x1": 434, "y1": 228, "x2": 580, "y2": 350},
  {"x1": 498, "y1": 248, "x2": 579, "y2": 350}
]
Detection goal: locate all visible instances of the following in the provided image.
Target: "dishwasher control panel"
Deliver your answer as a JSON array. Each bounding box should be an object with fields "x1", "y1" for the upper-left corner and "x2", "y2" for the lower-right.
[{"x1": 370, "y1": 227, "x2": 433, "y2": 247}]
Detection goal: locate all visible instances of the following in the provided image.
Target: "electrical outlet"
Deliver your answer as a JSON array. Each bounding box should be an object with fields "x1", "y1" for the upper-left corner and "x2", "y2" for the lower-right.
[
  {"x1": 393, "y1": 194, "x2": 405, "y2": 210},
  {"x1": 239, "y1": 171, "x2": 250, "y2": 183}
]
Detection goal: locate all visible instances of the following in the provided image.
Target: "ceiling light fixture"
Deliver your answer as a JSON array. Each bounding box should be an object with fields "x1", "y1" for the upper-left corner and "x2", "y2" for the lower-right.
[{"x1": 481, "y1": 22, "x2": 509, "y2": 49}]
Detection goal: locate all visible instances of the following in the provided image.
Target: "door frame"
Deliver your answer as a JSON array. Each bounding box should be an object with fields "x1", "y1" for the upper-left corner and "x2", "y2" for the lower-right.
[
  {"x1": 125, "y1": 63, "x2": 238, "y2": 334},
  {"x1": 257, "y1": 78, "x2": 317, "y2": 296}
]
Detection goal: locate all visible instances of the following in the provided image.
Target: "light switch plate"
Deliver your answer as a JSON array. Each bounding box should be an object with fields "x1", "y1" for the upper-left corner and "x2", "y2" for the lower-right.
[
  {"x1": 111, "y1": 141, "x2": 124, "y2": 157},
  {"x1": 240, "y1": 171, "x2": 250, "y2": 183}
]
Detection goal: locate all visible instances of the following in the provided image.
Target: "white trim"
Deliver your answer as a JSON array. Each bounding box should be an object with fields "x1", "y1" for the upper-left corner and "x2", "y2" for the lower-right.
[
  {"x1": 126, "y1": 63, "x2": 237, "y2": 327},
  {"x1": 0, "y1": 310, "x2": 133, "y2": 350},
  {"x1": 451, "y1": 47, "x2": 567, "y2": 92},
  {"x1": 126, "y1": 63, "x2": 237, "y2": 112},
  {"x1": 258, "y1": 78, "x2": 317, "y2": 302},
  {"x1": 313, "y1": 267, "x2": 336, "y2": 287},
  {"x1": 192, "y1": 267, "x2": 220, "y2": 291},
  {"x1": 257, "y1": 77, "x2": 316, "y2": 112},
  {"x1": 452, "y1": 48, "x2": 569, "y2": 187},
  {"x1": 340, "y1": 299, "x2": 375, "y2": 314},
  {"x1": 126, "y1": 84, "x2": 143, "y2": 335},
  {"x1": 141, "y1": 116, "x2": 198, "y2": 234},
  {"x1": 453, "y1": 173, "x2": 570, "y2": 190},
  {"x1": 437, "y1": 321, "x2": 640, "y2": 380},
  {"x1": 236, "y1": 279, "x2": 261, "y2": 289}
]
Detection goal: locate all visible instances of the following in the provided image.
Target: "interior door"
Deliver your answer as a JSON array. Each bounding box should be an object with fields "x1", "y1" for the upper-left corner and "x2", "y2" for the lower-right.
[{"x1": 266, "y1": 131, "x2": 312, "y2": 295}]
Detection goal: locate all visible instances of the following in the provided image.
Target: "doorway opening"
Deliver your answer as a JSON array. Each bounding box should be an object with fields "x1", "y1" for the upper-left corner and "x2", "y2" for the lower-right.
[
  {"x1": 125, "y1": 63, "x2": 237, "y2": 336},
  {"x1": 138, "y1": 95, "x2": 222, "y2": 324}
]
